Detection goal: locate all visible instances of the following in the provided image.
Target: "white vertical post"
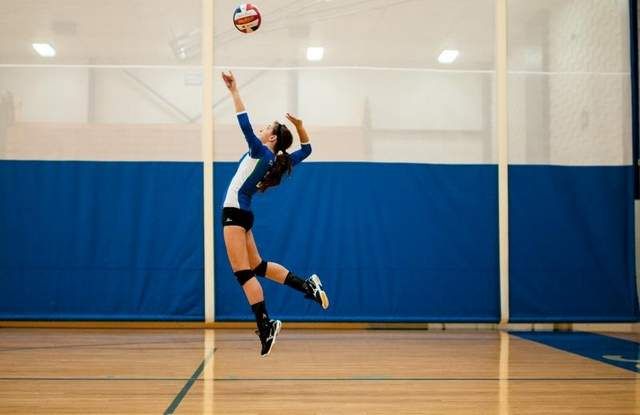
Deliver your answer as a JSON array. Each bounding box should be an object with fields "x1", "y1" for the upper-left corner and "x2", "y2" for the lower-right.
[
  {"x1": 496, "y1": 0, "x2": 510, "y2": 326},
  {"x1": 202, "y1": 0, "x2": 215, "y2": 323}
]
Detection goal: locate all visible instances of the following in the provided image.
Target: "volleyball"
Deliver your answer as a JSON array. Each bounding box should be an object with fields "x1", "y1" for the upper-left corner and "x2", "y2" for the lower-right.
[{"x1": 233, "y1": 3, "x2": 261, "y2": 33}]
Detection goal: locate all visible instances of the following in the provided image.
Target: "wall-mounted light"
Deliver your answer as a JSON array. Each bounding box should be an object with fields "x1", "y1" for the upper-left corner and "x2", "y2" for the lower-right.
[
  {"x1": 306, "y1": 47, "x2": 324, "y2": 61},
  {"x1": 438, "y1": 49, "x2": 459, "y2": 64},
  {"x1": 32, "y1": 43, "x2": 56, "y2": 57}
]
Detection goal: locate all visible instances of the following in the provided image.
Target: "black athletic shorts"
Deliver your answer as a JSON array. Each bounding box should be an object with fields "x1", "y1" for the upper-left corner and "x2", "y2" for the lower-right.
[{"x1": 221, "y1": 207, "x2": 254, "y2": 231}]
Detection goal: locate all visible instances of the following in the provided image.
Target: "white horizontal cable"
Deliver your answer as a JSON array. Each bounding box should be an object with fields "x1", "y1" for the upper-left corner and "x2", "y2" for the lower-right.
[{"x1": 0, "y1": 64, "x2": 629, "y2": 76}]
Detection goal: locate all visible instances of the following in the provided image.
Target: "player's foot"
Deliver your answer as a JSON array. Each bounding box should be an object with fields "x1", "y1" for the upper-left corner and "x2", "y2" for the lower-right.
[
  {"x1": 305, "y1": 274, "x2": 329, "y2": 310},
  {"x1": 257, "y1": 319, "x2": 282, "y2": 357}
]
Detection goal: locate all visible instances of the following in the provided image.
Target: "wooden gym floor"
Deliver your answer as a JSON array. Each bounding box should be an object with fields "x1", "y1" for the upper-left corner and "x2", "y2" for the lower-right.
[{"x1": 1, "y1": 328, "x2": 639, "y2": 414}]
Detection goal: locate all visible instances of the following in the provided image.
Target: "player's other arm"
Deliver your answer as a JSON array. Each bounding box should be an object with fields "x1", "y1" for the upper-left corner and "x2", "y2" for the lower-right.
[{"x1": 286, "y1": 113, "x2": 312, "y2": 165}]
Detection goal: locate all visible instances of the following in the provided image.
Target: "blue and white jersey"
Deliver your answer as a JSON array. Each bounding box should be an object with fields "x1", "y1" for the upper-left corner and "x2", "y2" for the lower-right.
[{"x1": 223, "y1": 111, "x2": 312, "y2": 210}]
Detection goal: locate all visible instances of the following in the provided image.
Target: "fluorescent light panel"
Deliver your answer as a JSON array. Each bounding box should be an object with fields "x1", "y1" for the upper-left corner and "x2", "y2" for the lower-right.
[
  {"x1": 438, "y1": 49, "x2": 459, "y2": 64},
  {"x1": 32, "y1": 43, "x2": 56, "y2": 57},
  {"x1": 306, "y1": 47, "x2": 324, "y2": 61}
]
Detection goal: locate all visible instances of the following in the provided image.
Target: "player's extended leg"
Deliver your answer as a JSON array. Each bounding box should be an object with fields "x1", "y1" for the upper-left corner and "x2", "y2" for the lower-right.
[
  {"x1": 246, "y1": 230, "x2": 329, "y2": 310},
  {"x1": 224, "y1": 225, "x2": 280, "y2": 356}
]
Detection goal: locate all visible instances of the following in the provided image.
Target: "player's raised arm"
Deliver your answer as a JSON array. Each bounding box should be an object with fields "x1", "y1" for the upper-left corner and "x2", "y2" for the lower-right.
[
  {"x1": 222, "y1": 71, "x2": 264, "y2": 157},
  {"x1": 222, "y1": 71, "x2": 245, "y2": 113}
]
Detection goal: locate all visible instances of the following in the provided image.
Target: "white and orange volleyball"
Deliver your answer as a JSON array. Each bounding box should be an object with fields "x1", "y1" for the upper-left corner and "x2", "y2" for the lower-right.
[{"x1": 233, "y1": 3, "x2": 262, "y2": 33}]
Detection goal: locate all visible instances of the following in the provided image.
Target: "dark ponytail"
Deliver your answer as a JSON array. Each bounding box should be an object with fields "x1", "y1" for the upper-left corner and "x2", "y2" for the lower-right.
[{"x1": 257, "y1": 122, "x2": 293, "y2": 192}]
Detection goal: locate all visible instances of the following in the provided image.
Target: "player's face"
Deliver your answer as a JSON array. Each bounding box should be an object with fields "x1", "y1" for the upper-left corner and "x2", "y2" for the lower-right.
[{"x1": 258, "y1": 121, "x2": 278, "y2": 144}]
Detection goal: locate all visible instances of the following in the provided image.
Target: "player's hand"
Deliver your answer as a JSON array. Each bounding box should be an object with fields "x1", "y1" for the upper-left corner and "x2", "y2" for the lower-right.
[
  {"x1": 222, "y1": 71, "x2": 237, "y2": 91},
  {"x1": 286, "y1": 113, "x2": 303, "y2": 128}
]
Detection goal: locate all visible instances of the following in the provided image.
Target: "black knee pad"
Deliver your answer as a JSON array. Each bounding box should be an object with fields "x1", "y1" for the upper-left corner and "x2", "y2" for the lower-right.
[
  {"x1": 253, "y1": 260, "x2": 268, "y2": 277},
  {"x1": 234, "y1": 270, "x2": 255, "y2": 286}
]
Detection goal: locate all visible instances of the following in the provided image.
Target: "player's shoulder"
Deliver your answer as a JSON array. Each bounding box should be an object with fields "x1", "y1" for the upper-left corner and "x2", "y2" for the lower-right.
[
  {"x1": 262, "y1": 147, "x2": 276, "y2": 161},
  {"x1": 249, "y1": 144, "x2": 274, "y2": 160}
]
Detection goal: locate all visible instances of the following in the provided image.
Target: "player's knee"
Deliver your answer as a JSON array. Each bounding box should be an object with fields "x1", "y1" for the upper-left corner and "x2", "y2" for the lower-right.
[
  {"x1": 253, "y1": 260, "x2": 268, "y2": 277},
  {"x1": 234, "y1": 269, "x2": 255, "y2": 286}
]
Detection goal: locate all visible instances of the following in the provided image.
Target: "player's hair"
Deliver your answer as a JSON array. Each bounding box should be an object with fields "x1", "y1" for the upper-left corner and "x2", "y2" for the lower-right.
[{"x1": 257, "y1": 122, "x2": 293, "y2": 192}]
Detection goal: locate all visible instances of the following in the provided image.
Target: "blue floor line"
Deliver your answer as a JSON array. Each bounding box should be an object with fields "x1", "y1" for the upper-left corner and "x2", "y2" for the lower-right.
[{"x1": 513, "y1": 332, "x2": 640, "y2": 374}]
